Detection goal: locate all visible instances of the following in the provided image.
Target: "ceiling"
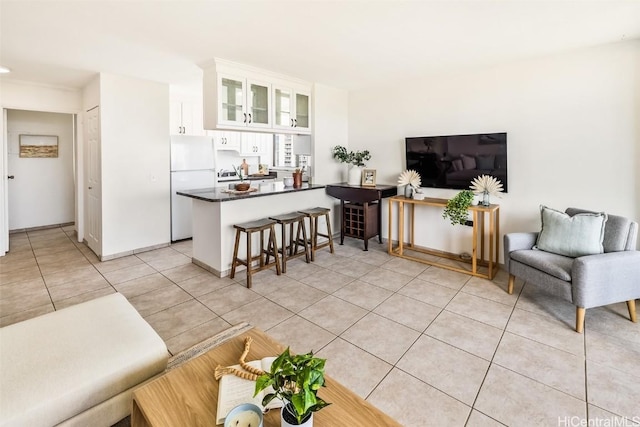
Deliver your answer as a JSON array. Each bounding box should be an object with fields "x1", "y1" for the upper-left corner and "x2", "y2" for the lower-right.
[{"x1": 1, "y1": 1, "x2": 639, "y2": 92}]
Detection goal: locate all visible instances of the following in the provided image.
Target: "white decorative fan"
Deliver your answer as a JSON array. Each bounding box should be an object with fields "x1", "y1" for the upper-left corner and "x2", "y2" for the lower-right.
[
  {"x1": 398, "y1": 170, "x2": 422, "y2": 189},
  {"x1": 470, "y1": 175, "x2": 504, "y2": 196}
]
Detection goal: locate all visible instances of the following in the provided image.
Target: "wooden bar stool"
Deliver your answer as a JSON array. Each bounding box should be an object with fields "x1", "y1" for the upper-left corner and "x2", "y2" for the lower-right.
[
  {"x1": 230, "y1": 218, "x2": 281, "y2": 288},
  {"x1": 298, "y1": 207, "x2": 335, "y2": 261},
  {"x1": 269, "y1": 212, "x2": 310, "y2": 273}
]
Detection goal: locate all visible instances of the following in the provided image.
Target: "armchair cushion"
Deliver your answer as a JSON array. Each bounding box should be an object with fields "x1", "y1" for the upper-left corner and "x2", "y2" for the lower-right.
[
  {"x1": 534, "y1": 205, "x2": 607, "y2": 257},
  {"x1": 510, "y1": 250, "x2": 573, "y2": 281}
]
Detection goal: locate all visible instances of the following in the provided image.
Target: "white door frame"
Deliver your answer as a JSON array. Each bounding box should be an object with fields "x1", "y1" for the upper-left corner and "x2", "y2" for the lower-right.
[
  {"x1": 1, "y1": 109, "x2": 8, "y2": 255},
  {"x1": 0, "y1": 106, "x2": 84, "y2": 256}
]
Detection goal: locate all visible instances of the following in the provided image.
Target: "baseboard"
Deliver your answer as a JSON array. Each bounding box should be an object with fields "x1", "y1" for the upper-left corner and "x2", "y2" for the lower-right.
[{"x1": 100, "y1": 242, "x2": 170, "y2": 262}]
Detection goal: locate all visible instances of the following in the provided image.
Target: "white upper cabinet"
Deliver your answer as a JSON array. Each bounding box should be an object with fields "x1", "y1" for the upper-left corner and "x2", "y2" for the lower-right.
[
  {"x1": 240, "y1": 133, "x2": 270, "y2": 155},
  {"x1": 170, "y1": 99, "x2": 205, "y2": 136},
  {"x1": 212, "y1": 130, "x2": 241, "y2": 151},
  {"x1": 204, "y1": 59, "x2": 311, "y2": 134},
  {"x1": 217, "y1": 73, "x2": 271, "y2": 129},
  {"x1": 273, "y1": 86, "x2": 310, "y2": 134}
]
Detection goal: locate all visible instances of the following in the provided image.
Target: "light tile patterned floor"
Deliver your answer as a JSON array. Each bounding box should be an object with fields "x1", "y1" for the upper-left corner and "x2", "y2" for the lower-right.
[{"x1": 1, "y1": 225, "x2": 639, "y2": 426}]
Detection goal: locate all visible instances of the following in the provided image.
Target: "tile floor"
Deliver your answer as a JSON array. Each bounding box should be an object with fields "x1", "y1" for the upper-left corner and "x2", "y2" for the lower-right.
[{"x1": 1, "y1": 225, "x2": 639, "y2": 426}]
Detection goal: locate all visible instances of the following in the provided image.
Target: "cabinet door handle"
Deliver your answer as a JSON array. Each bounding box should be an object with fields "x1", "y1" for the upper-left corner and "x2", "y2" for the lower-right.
[
  {"x1": 248, "y1": 113, "x2": 252, "y2": 123},
  {"x1": 290, "y1": 118, "x2": 294, "y2": 127},
  {"x1": 243, "y1": 113, "x2": 247, "y2": 123},
  {"x1": 294, "y1": 119, "x2": 297, "y2": 127}
]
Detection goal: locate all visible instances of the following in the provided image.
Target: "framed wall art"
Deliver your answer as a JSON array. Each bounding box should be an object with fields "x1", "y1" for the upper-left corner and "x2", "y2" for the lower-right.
[{"x1": 19, "y1": 134, "x2": 59, "y2": 158}]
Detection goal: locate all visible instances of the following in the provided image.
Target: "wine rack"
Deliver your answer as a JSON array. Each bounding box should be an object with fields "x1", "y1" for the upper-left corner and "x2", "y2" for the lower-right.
[{"x1": 344, "y1": 202, "x2": 379, "y2": 241}]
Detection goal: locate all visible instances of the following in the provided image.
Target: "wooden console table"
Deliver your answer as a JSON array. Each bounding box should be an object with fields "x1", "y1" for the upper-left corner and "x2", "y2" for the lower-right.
[
  {"x1": 326, "y1": 183, "x2": 397, "y2": 250},
  {"x1": 387, "y1": 196, "x2": 500, "y2": 279},
  {"x1": 131, "y1": 328, "x2": 400, "y2": 427}
]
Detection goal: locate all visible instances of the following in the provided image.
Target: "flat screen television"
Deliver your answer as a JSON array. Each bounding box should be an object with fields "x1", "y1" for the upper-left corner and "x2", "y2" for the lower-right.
[{"x1": 405, "y1": 132, "x2": 508, "y2": 192}]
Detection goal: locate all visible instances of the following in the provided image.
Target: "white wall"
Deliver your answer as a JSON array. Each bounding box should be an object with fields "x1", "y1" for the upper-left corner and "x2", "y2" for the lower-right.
[
  {"x1": 99, "y1": 73, "x2": 170, "y2": 257},
  {"x1": 1, "y1": 80, "x2": 82, "y2": 113},
  {"x1": 349, "y1": 40, "x2": 640, "y2": 256},
  {"x1": 7, "y1": 110, "x2": 74, "y2": 229},
  {"x1": 313, "y1": 83, "x2": 349, "y2": 185}
]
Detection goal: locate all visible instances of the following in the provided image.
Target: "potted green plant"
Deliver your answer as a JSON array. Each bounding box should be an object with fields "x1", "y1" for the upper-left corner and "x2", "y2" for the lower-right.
[
  {"x1": 442, "y1": 190, "x2": 474, "y2": 226},
  {"x1": 254, "y1": 348, "x2": 330, "y2": 426},
  {"x1": 233, "y1": 165, "x2": 250, "y2": 191},
  {"x1": 331, "y1": 145, "x2": 371, "y2": 185}
]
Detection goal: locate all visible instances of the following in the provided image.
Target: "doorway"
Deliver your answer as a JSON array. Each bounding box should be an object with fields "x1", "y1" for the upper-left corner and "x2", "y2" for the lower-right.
[{"x1": 6, "y1": 109, "x2": 75, "y2": 231}]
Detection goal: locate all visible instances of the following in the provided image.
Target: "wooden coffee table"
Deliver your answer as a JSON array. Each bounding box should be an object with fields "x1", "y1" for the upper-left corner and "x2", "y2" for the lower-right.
[{"x1": 131, "y1": 328, "x2": 400, "y2": 427}]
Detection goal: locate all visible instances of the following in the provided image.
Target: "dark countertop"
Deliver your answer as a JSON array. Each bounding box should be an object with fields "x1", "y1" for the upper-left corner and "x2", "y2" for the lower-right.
[
  {"x1": 326, "y1": 183, "x2": 397, "y2": 190},
  {"x1": 177, "y1": 183, "x2": 326, "y2": 202},
  {"x1": 217, "y1": 172, "x2": 278, "y2": 182}
]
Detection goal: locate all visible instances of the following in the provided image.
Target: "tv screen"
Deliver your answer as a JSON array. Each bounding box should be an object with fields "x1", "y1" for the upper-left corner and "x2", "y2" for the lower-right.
[{"x1": 405, "y1": 132, "x2": 508, "y2": 192}]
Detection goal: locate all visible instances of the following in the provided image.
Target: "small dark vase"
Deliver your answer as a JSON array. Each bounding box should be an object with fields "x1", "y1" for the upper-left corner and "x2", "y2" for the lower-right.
[
  {"x1": 235, "y1": 182, "x2": 250, "y2": 191},
  {"x1": 292, "y1": 172, "x2": 303, "y2": 188}
]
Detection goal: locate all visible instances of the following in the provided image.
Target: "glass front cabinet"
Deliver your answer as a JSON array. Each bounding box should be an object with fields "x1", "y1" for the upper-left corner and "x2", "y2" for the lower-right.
[
  {"x1": 217, "y1": 73, "x2": 271, "y2": 129},
  {"x1": 204, "y1": 59, "x2": 311, "y2": 134},
  {"x1": 273, "y1": 86, "x2": 310, "y2": 133}
]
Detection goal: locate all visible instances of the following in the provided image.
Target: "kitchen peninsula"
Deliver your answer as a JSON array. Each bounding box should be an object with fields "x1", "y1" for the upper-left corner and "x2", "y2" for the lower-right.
[{"x1": 177, "y1": 183, "x2": 328, "y2": 276}]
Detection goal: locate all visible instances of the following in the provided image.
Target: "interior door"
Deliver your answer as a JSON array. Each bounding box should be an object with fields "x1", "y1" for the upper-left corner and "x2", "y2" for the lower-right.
[
  {"x1": 85, "y1": 106, "x2": 102, "y2": 257},
  {"x1": 7, "y1": 110, "x2": 75, "y2": 230},
  {"x1": 1, "y1": 109, "x2": 7, "y2": 255}
]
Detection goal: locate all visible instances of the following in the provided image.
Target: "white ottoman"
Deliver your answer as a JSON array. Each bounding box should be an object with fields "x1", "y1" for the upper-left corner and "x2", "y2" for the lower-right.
[{"x1": 0, "y1": 293, "x2": 168, "y2": 427}]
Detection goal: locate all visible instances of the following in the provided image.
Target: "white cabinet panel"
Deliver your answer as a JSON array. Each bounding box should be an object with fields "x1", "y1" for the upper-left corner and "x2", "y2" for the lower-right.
[
  {"x1": 213, "y1": 130, "x2": 241, "y2": 151},
  {"x1": 171, "y1": 99, "x2": 205, "y2": 136},
  {"x1": 240, "y1": 133, "x2": 270, "y2": 155}
]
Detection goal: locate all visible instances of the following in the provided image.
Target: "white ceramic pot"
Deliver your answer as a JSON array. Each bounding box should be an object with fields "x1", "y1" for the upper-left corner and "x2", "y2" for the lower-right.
[
  {"x1": 347, "y1": 166, "x2": 362, "y2": 186},
  {"x1": 283, "y1": 177, "x2": 294, "y2": 187},
  {"x1": 281, "y1": 405, "x2": 313, "y2": 427}
]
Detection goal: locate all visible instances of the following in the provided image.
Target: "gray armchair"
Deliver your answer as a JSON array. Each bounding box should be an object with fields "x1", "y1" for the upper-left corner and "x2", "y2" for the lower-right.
[{"x1": 504, "y1": 207, "x2": 640, "y2": 333}]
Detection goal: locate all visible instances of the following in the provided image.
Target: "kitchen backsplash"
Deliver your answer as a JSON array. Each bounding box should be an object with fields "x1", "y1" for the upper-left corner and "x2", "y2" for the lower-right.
[
  {"x1": 216, "y1": 132, "x2": 309, "y2": 175},
  {"x1": 217, "y1": 151, "x2": 261, "y2": 175}
]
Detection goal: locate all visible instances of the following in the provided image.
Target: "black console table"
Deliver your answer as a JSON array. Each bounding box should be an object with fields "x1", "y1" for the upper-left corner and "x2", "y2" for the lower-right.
[{"x1": 325, "y1": 183, "x2": 397, "y2": 250}]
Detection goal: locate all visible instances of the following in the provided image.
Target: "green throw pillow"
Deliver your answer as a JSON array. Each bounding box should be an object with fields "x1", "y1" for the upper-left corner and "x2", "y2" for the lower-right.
[{"x1": 534, "y1": 206, "x2": 607, "y2": 257}]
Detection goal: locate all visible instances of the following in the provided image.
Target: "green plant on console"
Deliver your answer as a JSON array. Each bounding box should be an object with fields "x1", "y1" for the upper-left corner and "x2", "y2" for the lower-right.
[
  {"x1": 442, "y1": 190, "x2": 475, "y2": 226},
  {"x1": 254, "y1": 347, "x2": 330, "y2": 425},
  {"x1": 331, "y1": 145, "x2": 371, "y2": 167}
]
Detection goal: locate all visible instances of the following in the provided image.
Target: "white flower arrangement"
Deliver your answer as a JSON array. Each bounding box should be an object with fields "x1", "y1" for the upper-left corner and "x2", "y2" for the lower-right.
[
  {"x1": 470, "y1": 175, "x2": 504, "y2": 196},
  {"x1": 398, "y1": 170, "x2": 422, "y2": 190}
]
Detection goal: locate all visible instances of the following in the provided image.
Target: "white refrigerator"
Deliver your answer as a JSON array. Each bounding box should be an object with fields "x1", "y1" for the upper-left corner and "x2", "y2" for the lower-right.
[{"x1": 171, "y1": 135, "x2": 217, "y2": 241}]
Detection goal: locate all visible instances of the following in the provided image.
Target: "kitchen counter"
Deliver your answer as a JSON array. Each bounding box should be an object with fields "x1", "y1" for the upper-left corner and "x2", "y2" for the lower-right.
[
  {"x1": 177, "y1": 183, "x2": 325, "y2": 202},
  {"x1": 217, "y1": 172, "x2": 277, "y2": 183},
  {"x1": 177, "y1": 183, "x2": 332, "y2": 277}
]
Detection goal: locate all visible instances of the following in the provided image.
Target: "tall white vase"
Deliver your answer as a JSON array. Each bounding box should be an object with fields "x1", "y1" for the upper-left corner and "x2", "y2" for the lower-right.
[{"x1": 347, "y1": 166, "x2": 362, "y2": 186}]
